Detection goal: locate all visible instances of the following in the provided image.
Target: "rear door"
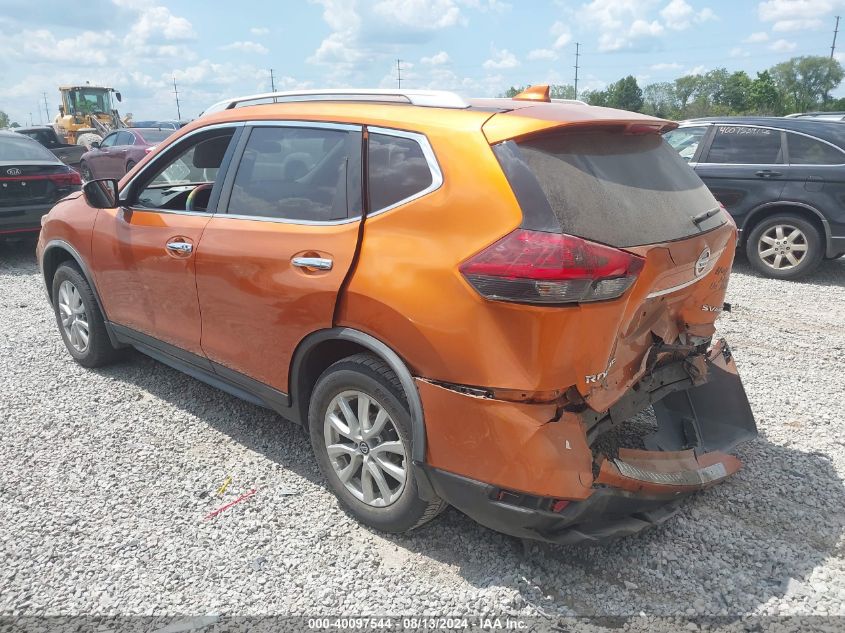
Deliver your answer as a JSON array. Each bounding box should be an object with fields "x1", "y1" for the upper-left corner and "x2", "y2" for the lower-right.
[
  {"x1": 194, "y1": 122, "x2": 363, "y2": 396},
  {"x1": 782, "y1": 131, "x2": 845, "y2": 243},
  {"x1": 693, "y1": 124, "x2": 786, "y2": 231}
]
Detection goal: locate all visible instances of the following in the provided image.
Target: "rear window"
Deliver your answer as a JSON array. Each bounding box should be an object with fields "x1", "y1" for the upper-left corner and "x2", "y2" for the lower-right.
[
  {"x1": 136, "y1": 129, "x2": 173, "y2": 143},
  {"x1": 494, "y1": 131, "x2": 722, "y2": 248},
  {"x1": 0, "y1": 135, "x2": 58, "y2": 162}
]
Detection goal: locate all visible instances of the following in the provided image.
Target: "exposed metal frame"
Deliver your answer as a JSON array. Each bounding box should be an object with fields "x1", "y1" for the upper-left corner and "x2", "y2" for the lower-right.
[{"x1": 203, "y1": 89, "x2": 469, "y2": 115}]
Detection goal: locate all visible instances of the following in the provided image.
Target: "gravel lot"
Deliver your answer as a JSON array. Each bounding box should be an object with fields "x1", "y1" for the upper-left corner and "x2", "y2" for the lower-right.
[{"x1": 1, "y1": 237, "x2": 844, "y2": 629}]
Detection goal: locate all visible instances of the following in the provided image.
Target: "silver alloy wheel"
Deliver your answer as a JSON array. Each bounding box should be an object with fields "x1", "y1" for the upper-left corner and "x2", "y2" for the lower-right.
[
  {"x1": 323, "y1": 390, "x2": 407, "y2": 507},
  {"x1": 57, "y1": 280, "x2": 89, "y2": 353},
  {"x1": 757, "y1": 223, "x2": 809, "y2": 270}
]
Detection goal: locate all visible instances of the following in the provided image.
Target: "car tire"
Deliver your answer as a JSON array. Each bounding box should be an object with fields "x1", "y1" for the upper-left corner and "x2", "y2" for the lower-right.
[
  {"x1": 309, "y1": 353, "x2": 446, "y2": 533},
  {"x1": 52, "y1": 263, "x2": 119, "y2": 368},
  {"x1": 79, "y1": 161, "x2": 93, "y2": 182},
  {"x1": 745, "y1": 213, "x2": 823, "y2": 280}
]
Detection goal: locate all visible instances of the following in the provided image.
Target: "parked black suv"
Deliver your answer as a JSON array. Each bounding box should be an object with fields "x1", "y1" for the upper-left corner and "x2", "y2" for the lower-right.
[{"x1": 664, "y1": 117, "x2": 845, "y2": 279}]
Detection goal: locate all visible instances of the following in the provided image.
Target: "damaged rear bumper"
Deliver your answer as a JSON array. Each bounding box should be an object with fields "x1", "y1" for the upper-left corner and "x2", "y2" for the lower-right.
[{"x1": 417, "y1": 339, "x2": 757, "y2": 544}]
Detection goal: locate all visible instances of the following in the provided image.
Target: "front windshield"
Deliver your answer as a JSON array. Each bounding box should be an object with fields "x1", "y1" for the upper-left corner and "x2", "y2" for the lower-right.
[{"x1": 67, "y1": 89, "x2": 113, "y2": 115}]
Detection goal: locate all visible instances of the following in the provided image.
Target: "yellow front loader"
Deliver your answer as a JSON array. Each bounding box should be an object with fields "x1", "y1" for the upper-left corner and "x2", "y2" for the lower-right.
[{"x1": 54, "y1": 84, "x2": 132, "y2": 146}]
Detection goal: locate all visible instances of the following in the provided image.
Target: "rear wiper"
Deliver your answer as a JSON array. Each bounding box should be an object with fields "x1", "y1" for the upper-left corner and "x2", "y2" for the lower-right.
[{"x1": 692, "y1": 207, "x2": 721, "y2": 225}]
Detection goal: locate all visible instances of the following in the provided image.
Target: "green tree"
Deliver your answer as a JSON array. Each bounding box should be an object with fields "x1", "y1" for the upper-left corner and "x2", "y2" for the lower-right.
[
  {"x1": 502, "y1": 86, "x2": 525, "y2": 98},
  {"x1": 549, "y1": 84, "x2": 576, "y2": 99},
  {"x1": 582, "y1": 88, "x2": 609, "y2": 107},
  {"x1": 721, "y1": 71, "x2": 753, "y2": 112},
  {"x1": 749, "y1": 70, "x2": 781, "y2": 114},
  {"x1": 674, "y1": 75, "x2": 701, "y2": 111},
  {"x1": 10, "y1": 122, "x2": 19, "y2": 128},
  {"x1": 0, "y1": 111, "x2": 9, "y2": 128},
  {"x1": 642, "y1": 82, "x2": 678, "y2": 118},
  {"x1": 606, "y1": 75, "x2": 643, "y2": 112},
  {"x1": 770, "y1": 55, "x2": 844, "y2": 113}
]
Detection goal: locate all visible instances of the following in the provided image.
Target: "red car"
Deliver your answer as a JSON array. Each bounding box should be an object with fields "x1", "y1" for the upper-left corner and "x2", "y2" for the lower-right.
[{"x1": 79, "y1": 128, "x2": 175, "y2": 181}]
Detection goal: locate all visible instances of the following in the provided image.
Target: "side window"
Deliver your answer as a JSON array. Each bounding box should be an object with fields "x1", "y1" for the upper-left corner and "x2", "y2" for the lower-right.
[
  {"x1": 787, "y1": 133, "x2": 845, "y2": 165},
  {"x1": 368, "y1": 133, "x2": 433, "y2": 212},
  {"x1": 100, "y1": 133, "x2": 118, "y2": 148},
  {"x1": 663, "y1": 126, "x2": 707, "y2": 162},
  {"x1": 705, "y1": 126, "x2": 783, "y2": 164},
  {"x1": 115, "y1": 131, "x2": 134, "y2": 146},
  {"x1": 227, "y1": 126, "x2": 362, "y2": 222},
  {"x1": 133, "y1": 129, "x2": 235, "y2": 212}
]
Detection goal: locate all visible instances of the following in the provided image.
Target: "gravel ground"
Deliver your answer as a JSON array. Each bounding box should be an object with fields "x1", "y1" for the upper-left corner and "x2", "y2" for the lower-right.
[{"x1": 1, "y1": 237, "x2": 844, "y2": 630}]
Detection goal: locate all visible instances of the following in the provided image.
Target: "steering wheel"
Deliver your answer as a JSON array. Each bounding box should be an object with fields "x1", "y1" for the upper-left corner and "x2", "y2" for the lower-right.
[{"x1": 186, "y1": 183, "x2": 214, "y2": 211}]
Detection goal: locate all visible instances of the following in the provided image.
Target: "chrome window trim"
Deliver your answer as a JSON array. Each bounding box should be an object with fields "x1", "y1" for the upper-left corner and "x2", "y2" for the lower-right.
[
  {"x1": 366, "y1": 125, "x2": 443, "y2": 218},
  {"x1": 219, "y1": 213, "x2": 360, "y2": 226}
]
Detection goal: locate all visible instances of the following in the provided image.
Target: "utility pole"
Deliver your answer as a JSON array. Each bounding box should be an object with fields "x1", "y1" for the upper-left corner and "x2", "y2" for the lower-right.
[
  {"x1": 574, "y1": 42, "x2": 581, "y2": 100},
  {"x1": 172, "y1": 77, "x2": 182, "y2": 120},
  {"x1": 831, "y1": 16, "x2": 840, "y2": 59},
  {"x1": 42, "y1": 92, "x2": 50, "y2": 124},
  {"x1": 270, "y1": 68, "x2": 276, "y2": 92},
  {"x1": 396, "y1": 59, "x2": 402, "y2": 89},
  {"x1": 29, "y1": 112, "x2": 33, "y2": 126}
]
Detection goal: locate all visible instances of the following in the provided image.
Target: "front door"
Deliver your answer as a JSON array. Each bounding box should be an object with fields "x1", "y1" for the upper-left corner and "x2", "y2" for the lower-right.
[
  {"x1": 195, "y1": 123, "x2": 363, "y2": 394},
  {"x1": 91, "y1": 126, "x2": 240, "y2": 355},
  {"x1": 693, "y1": 124, "x2": 787, "y2": 231}
]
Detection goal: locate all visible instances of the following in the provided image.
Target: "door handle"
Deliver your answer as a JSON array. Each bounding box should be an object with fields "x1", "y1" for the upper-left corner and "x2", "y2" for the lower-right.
[
  {"x1": 292, "y1": 256, "x2": 332, "y2": 270},
  {"x1": 755, "y1": 170, "x2": 782, "y2": 178},
  {"x1": 166, "y1": 241, "x2": 193, "y2": 254}
]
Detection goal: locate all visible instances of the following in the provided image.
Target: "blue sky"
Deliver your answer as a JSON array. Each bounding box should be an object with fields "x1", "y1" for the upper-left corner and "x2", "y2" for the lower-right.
[{"x1": 1, "y1": 0, "x2": 844, "y2": 125}]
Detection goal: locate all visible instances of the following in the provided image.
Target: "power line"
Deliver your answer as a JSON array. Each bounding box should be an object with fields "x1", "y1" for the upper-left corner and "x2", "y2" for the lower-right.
[
  {"x1": 574, "y1": 42, "x2": 581, "y2": 100},
  {"x1": 172, "y1": 77, "x2": 182, "y2": 120},
  {"x1": 396, "y1": 59, "x2": 402, "y2": 89},
  {"x1": 831, "y1": 15, "x2": 840, "y2": 60}
]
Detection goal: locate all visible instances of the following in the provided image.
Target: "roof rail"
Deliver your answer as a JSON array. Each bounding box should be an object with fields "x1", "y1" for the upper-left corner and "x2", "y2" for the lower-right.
[{"x1": 202, "y1": 89, "x2": 470, "y2": 115}]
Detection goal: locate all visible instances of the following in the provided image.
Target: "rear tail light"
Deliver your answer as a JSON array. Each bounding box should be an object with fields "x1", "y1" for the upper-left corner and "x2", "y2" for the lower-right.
[
  {"x1": 50, "y1": 171, "x2": 82, "y2": 187},
  {"x1": 459, "y1": 229, "x2": 644, "y2": 305}
]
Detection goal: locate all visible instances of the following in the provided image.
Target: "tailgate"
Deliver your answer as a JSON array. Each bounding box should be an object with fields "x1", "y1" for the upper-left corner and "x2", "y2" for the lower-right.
[{"x1": 485, "y1": 112, "x2": 734, "y2": 411}]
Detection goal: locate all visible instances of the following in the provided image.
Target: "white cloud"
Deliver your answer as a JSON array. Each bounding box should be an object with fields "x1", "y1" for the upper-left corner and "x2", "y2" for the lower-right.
[
  {"x1": 113, "y1": 2, "x2": 195, "y2": 42},
  {"x1": 744, "y1": 31, "x2": 770, "y2": 43},
  {"x1": 685, "y1": 64, "x2": 707, "y2": 75},
  {"x1": 421, "y1": 51, "x2": 450, "y2": 65},
  {"x1": 483, "y1": 48, "x2": 519, "y2": 69},
  {"x1": 582, "y1": 0, "x2": 666, "y2": 51},
  {"x1": 650, "y1": 62, "x2": 682, "y2": 70},
  {"x1": 373, "y1": 0, "x2": 463, "y2": 29},
  {"x1": 528, "y1": 48, "x2": 558, "y2": 61},
  {"x1": 551, "y1": 21, "x2": 572, "y2": 49},
  {"x1": 221, "y1": 41, "x2": 269, "y2": 55},
  {"x1": 457, "y1": 0, "x2": 510, "y2": 11},
  {"x1": 15, "y1": 29, "x2": 118, "y2": 65},
  {"x1": 250, "y1": 27, "x2": 269, "y2": 36},
  {"x1": 758, "y1": 0, "x2": 842, "y2": 31},
  {"x1": 661, "y1": 0, "x2": 717, "y2": 30},
  {"x1": 770, "y1": 38, "x2": 797, "y2": 52},
  {"x1": 730, "y1": 46, "x2": 750, "y2": 57}
]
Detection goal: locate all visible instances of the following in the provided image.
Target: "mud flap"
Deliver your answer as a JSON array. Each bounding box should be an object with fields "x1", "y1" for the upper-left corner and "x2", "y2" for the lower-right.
[{"x1": 647, "y1": 341, "x2": 757, "y2": 454}]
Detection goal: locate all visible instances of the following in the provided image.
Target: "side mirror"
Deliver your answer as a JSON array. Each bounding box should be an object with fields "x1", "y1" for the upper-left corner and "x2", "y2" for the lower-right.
[
  {"x1": 90, "y1": 141, "x2": 100, "y2": 149},
  {"x1": 115, "y1": 91, "x2": 122, "y2": 103},
  {"x1": 83, "y1": 179, "x2": 119, "y2": 209}
]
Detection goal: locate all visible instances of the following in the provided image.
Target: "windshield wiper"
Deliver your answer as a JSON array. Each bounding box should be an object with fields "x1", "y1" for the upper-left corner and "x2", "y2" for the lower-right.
[{"x1": 692, "y1": 207, "x2": 721, "y2": 225}]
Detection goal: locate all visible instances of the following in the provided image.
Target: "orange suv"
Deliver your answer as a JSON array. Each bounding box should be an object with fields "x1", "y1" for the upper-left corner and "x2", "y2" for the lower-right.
[{"x1": 37, "y1": 86, "x2": 756, "y2": 543}]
